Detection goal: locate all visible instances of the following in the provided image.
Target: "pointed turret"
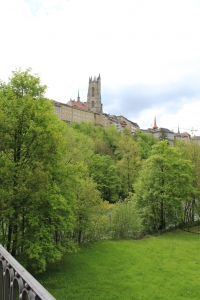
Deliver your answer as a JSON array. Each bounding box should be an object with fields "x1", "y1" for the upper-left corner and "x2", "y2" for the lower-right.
[
  {"x1": 174, "y1": 125, "x2": 181, "y2": 140},
  {"x1": 77, "y1": 89, "x2": 80, "y2": 101},
  {"x1": 153, "y1": 117, "x2": 158, "y2": 129}
]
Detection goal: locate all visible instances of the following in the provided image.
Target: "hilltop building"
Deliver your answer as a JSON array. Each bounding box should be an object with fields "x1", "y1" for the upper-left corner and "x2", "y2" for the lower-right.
[
  {"x1": 172, "y1": 127, "x2": 200, "y2": 145},
  {"x1": 174, "y1": 126, "x2": 191, "y2": 143},
  {"x1": 53, "y1": 76, "x2": 197, "y2": 145},
  {"x1": 53, "y1": 74, "x2": 139, "y2": 133},
  {"x1": 142, "y1": 117, "x2": 174, "y2": 145}
]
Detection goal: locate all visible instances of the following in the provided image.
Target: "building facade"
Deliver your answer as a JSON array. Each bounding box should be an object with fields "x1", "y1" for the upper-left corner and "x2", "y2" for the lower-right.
[
  {"x1": 53, "y1": 100, "x2": 95, "y2": 124},
  {"x1": 141, "y1": 118, "x2": 174, "y2": 145}
]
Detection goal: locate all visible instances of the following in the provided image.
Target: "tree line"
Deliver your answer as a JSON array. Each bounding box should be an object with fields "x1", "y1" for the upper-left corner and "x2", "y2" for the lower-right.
[{"x1": 0, "y1": 69, "x2": 199, "y2": 272}]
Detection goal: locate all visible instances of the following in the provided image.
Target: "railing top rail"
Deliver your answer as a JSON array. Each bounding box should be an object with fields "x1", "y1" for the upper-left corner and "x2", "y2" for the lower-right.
[{"x1": 0, "y1": 244, "x2": 56, "y2": 300}]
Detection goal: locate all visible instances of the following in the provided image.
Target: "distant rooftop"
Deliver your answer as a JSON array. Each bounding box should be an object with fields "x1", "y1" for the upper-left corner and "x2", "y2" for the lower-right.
[{"x1": 67, "y1": 99, "x2": 89, "y2": 111}]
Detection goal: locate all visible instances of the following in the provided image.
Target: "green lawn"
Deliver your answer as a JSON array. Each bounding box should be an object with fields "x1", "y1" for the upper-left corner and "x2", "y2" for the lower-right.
[{"x1": 35, "y1": 230, "x2": 200, "y2": 300}]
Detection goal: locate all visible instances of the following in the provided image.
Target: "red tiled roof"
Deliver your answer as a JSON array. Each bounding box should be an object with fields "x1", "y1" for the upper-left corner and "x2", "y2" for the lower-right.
[
  {"x1": 67, "y1": 100, "x2": 89, "y2": 111},
  {"x1": 180, "y1": 132, "x2": 190, "y2": 138}
]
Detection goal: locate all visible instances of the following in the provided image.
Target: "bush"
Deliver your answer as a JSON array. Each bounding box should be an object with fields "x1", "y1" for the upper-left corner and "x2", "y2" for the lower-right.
[{"x1": 109, "y1": 199, "x2": 143, "y2": 239}]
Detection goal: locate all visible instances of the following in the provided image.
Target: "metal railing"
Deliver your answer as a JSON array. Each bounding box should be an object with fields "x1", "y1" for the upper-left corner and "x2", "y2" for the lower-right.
[{"x1": 0, "y1": 245, "x2": 56, "y2": 300}]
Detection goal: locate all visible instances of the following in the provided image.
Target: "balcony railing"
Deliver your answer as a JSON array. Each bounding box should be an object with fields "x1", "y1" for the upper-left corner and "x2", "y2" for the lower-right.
[{"x1": 0, "y1": 244, "x2": 56, "y2": 300}]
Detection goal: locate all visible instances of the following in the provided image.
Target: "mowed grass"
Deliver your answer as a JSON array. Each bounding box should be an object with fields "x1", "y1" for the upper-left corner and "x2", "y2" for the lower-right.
[{"x1": 35, "y1": 230, "x2": 200, "y2": 300}]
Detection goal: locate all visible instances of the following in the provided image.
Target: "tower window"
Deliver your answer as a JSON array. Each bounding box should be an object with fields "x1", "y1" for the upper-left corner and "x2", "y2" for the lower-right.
[
  {"x1": 92, "y1": 87, "x2": 95, "y2": 97},
  {"x1": 92, "y1": 101, "x2": 95, "y2": 108}
]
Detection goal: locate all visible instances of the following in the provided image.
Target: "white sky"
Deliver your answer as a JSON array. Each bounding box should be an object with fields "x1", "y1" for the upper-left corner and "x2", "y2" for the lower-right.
[{"x1": 1, "y1": 0, "x2": 200, "y2": 134}]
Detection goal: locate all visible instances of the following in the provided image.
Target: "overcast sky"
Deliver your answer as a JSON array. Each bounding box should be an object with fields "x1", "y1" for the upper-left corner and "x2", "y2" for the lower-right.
[{"x1": 1, "y1": 0, "x2": 200, "y2": 134}]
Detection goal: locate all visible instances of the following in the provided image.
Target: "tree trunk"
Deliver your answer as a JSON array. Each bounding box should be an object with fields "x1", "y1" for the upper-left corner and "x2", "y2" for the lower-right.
[
  {"x1": 159, "y1": 200, "x2": 165, "y2": 230},
  {"x1": 7, "y1": 224, "x2": 12, "y2": 253},
  {"x1": 11, "y1": 223, "x2": 18, "y2": 257}
]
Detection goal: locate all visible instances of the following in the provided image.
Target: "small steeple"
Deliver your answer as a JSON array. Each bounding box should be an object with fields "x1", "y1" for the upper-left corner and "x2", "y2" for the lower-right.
[
  {"x1": 177, "y1": 125, "x2": 180, "y2": 134},
  {"x1": 153, "y1": 117, "x2": 158, "y2": 129},
  {"x1": 77, "y1": 89, "x2": 80, "y2": 101}
]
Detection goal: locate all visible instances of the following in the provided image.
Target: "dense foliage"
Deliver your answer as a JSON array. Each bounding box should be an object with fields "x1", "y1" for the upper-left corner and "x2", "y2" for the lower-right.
[
  {"x1": 134, "y1": 141, "x2": 193, "y2": 230},
  {"x1": 1, "y1": 69, "x2": 200, "y2": 272},
  {"x1": 0, "y1": 69, "x2": 77, "y2": 271}
]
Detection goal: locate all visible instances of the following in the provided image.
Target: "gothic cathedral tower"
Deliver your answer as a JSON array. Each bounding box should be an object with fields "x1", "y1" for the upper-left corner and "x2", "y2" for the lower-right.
[{"x1": 86, "y1": 74, "x2": 103, "y2": 113}]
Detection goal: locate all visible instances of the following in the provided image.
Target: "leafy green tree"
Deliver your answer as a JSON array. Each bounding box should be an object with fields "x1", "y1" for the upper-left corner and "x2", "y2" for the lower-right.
[
  {"x1": 86, "y1": 200, "x2": 113, "y2": 241},
  {"x1": 71, "y1": 122, "x2": 118, "y2": 157},
  {"x1": 188, "y1": 142, "x2": 200, "y2": 222},
  {"x1": 176, "y1": 140, "x2": 200, "y2": 223},
  {"x1": 88, "y1": 154, "x2": 121, "y2": 202},
  {"x1": 65, "y1": 124, "x2": 94, "y2": 166},
  {"x1": 63, "y1": 124, "x2": 112, "y2": 242},
  {"x1": 115, "y1": 132, "x2": 141, "y2": 198},
  {"x1": 104, "y1": 124, "x2": 121, "y2": 155},
  {"x1": 0, "y1": 69, "x2": 75, "y2": 272},
  {"x1": 134, "y1": 140, "x2": 193, "y2": 231},
  {"x1": 72, "y1": 170, "x2": 102, "y2": 243},
  {"x1": 134, "y1": 129, "x2": 158, "y2": 159},
  {"x1": 109, "y1": 197, "x2": 142, "y2": 238}
]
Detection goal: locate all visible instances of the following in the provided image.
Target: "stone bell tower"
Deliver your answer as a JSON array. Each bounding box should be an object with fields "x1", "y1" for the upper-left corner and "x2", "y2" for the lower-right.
[{"x1": 86, "y1": 74, "x2": 102, "y2": 113}]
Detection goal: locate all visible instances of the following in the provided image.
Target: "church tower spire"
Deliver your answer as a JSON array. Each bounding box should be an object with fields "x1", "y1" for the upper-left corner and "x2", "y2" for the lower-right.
[
  {"x1": 153, "y1": 117, "x2": 158, "y2": 129},
  {"x1": 86, "y1": 74, "x2": 102, "y2": 113},
  {"x1": 77, "y1": 89, "x2": 80, "y2": 101}
]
